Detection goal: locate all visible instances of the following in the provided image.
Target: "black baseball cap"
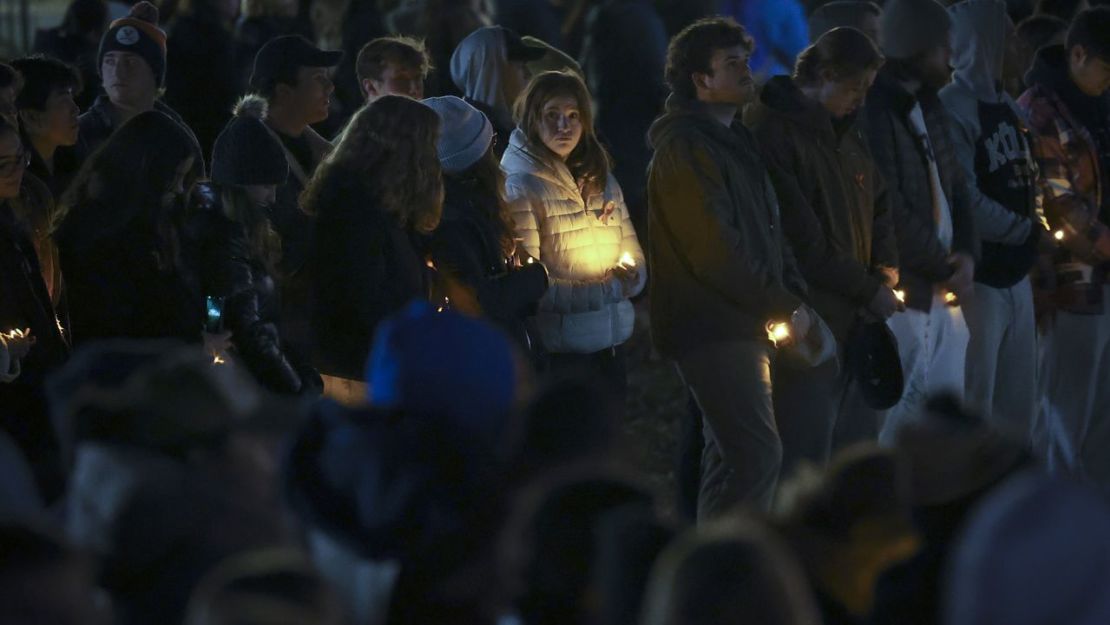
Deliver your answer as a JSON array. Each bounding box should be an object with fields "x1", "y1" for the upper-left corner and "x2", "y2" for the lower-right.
[
  {"x1": 250, "y1": 35, "x2": 343, "y2": 91},
  {"x1": 502, "y1": 27, "x2": 547, "y2": 63}
]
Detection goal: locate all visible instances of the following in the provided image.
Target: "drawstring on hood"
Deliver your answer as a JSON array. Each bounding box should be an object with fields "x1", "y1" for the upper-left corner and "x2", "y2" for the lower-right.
[{"x1": 948, "y1": 0, "x2": 1010, "y2": 104}]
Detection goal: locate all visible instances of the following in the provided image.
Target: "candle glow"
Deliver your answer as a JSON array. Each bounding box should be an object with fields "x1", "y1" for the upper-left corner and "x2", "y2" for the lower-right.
[
  {"x1": 894, "y1": 290, "x2": 905, "y2": 303},
  {"x1": 619, "y1": 252, "x2": 635, "y2": 268},
  {"x1": 766, "y1": 321, "x2": 791, "y2": 346},
  {"x1": 1054, "y1": 229, "x2": 1065, "y2": 241}
]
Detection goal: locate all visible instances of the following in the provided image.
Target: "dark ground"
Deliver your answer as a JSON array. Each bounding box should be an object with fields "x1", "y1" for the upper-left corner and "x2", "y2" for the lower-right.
[{"x1": 615, "y1": 299, "x2": 688, "y2": 516}]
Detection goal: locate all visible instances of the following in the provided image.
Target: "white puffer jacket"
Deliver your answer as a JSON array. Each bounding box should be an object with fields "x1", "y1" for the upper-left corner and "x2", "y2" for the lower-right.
[{"x1": 502, "y1": 128, "x2": 646, "y2": 354}]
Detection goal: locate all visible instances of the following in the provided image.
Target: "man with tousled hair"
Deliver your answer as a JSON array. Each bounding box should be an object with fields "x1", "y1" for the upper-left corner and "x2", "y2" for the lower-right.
[{"x1": 356, "y1": 35, "x2": 431, "y2": 101}]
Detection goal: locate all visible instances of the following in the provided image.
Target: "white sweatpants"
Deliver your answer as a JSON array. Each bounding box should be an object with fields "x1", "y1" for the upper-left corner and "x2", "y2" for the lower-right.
[
  {"x1": 880, "y1": 293, "x2": 969, "y2": 445},
  {"x1": 1035, "y1": 285, "x2": 1110, "y2": 493},
  {"x1": 961, "y1": 278, "x2": 1037, "y2": 436}
]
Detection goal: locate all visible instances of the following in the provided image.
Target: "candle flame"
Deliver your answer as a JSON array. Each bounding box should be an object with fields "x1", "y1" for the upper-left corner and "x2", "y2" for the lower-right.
[
  {"x1": 212, "y1": 354, "x2": 226, "y2": 365},
  {"x1": 944, "y1": 291, "x2": 957, "y2": 304},
  {"x1": 3, "y1": 328, "x2": 26, "y2": 340},
  {"x1": 1054, "y1": 229, "x2": 1065, "y2": 241},
  {"x1": 766, "y1": 321, "x2": 791, "y2": 346},
  {"x1": 526, "y1": 257, "x2": 534, "y2": 264},
  {"x1": 894, "y1": 290, "x2": 905, "y2": 303},
  {"x1": 619, "y1": 252, "x2": 635, "y2": 268}
]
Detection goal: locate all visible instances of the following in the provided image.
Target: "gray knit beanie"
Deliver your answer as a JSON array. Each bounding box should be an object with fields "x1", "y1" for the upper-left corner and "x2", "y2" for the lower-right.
[
  {"x1": 422, "y1": 96, "x2": 494, "y2": 174},
  {"x1": 879, "y1": 0, "x2": 952, "y2": 60}
]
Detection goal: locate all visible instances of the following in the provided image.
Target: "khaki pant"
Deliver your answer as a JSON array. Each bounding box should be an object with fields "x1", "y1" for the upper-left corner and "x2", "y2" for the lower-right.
[{"x1": 677, "y1": 340, "x2": 779, "y2": 520}]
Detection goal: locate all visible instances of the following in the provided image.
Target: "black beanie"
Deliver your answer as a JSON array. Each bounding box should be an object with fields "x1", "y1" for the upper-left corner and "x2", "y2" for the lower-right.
[
  {"x1": 97, "y1": 1, "x2": 167, "y2": 86},
  {"x1": 211, "y1": 95, "x2": 290, "y2": 187}
]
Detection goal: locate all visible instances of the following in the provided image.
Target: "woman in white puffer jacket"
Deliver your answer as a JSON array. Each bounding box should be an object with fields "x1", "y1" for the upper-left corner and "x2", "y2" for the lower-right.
[{"x1": 501, "y1": 70, "x2": 645, "y2": 405}]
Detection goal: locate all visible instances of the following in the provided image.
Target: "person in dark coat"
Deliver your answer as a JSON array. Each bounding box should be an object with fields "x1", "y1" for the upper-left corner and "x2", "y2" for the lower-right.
[
  {"x1": 31, "y1": 0, "x2": 107, "y2": 112},
  {"x1": 10, "y1": 56, "x2": 82, "y2": 204},
  {"x1": 76, "y1": 2, "x2": 205, "y2": 175},
  {"x1": 54, "y1": 111, "x2": 204, "y2": 347},
  {"x1": 164, "y1": 0, "x2": 242, "y2": 158},
  {"x1": 245, "y1": 35, "x2": 342, "y2": 362},
  {"x1": 746, "y1": 27, "x2": 898, "y2": 468},
  {"x1": 580, "y1": 0, "x2": 669, "y2": 248},
  {"x1": 0, "y1": 118, "x2": 70, "y2": 504},
  {"x1": 302, "y1": 95, "x2": 443, "y2": 400},
  {"x1": 648, "y1": 17, "x2": 817, "y2": 518},
  {"x1": 186, "y1": 96, "x2": 321, "y2": 395},
  {"x1": 862, "y1": 0, "x2": 979, "y2": 444},
  {"x1": 423, "y1": 96, "x2": 548, "y2": 353}
]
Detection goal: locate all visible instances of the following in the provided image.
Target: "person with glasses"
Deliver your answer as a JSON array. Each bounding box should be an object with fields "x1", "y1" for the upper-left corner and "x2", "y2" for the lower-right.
[{"x1": 0, "y1": 116, "x2": 70, "y2": 503}]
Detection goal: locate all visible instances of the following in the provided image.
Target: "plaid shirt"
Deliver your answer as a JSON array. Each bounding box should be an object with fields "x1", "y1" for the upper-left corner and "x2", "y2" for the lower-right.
[{"x1": 1018, "y1": 82, "x2": 1110, "y2": 313}]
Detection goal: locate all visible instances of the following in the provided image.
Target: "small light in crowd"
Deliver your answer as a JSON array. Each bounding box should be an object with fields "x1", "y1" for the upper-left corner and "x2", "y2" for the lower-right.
[
  {"x1": 1054, "y1": 229, "x2": 1065, "y2": 241},
  {"x1": 894, "y1": 290, "x2": 905, "y2": 303},
  {"x1": 944, "y1": 291, "x2": 958, "y2": 305},
  {"x1": 437, "y1": 296, "x2": 450, "y2": 313},
  {"x1": 212, "y1": 354, "x2": 226, "y2": 365},
  {"x1": 766, "y1": 321, "x2": 791, "y2": 346},
  {"x1": 619, "y1": 252, "x2": 636, "y2": 268},
  {"x1": 527, "y1": 257, "x2": 534, "y2": 264},
  {"x1": 2, "y1": 328, "x2": 25, "y2": 340}
]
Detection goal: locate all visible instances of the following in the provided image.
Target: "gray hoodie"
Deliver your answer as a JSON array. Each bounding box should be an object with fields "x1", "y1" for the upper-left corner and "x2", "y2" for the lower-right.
[
  {"x1": 450, "y1": 27, "x2": 518, "y2": 133},
  {"x1": 939, "y1": 0, "x2": 1037, "y2": 246}
]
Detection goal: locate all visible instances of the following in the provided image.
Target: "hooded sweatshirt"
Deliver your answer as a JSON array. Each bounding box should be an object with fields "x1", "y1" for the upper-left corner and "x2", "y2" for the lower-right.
[
  {"x1": 450, "y1": 27, "x2": 518, "y2": 146},
  {"x1": 939, "y1": 0, "x2": 1041, "y2": 288}
]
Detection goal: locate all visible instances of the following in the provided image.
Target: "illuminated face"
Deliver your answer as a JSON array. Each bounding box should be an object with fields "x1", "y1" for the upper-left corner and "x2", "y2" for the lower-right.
[
  {"x1": 284, "y1": 66, "x2": 334, "y2": 125},
  {"x1": 537, "y1": 95, "x2": 583, "y2": 160},
  {"x1": 814, "y1": 69, "x2": 878, "y2": 119},
  {"x1": 695, "y1": 45, "x2": 756, "y2": 107}
]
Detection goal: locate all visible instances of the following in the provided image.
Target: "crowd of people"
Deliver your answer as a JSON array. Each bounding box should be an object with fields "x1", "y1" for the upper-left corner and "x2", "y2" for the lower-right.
[{"x1": 3, "y1": 0, "x2": 1110, "y2": 623}]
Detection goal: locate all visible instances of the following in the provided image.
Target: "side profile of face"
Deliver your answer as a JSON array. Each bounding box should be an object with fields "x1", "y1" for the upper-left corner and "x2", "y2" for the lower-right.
[
  {"x1": 0, "y1": 130, "x2": 28, "y2": 199},
  {"x1": 694, "y1": 45, "x2": 756, "y2": 107},
  {"x1": 815, "y1": 68, "x2": 878, "y2": 119},
  {"x1": 537, "y1": 95, "x2": 583, "y2": 160},
  {"x1": 1069, "y1": 44, "x2": 1110, "y2": 96},
  {"x1": 22, "y1": 85, "x2": 80, "y2": 148},
  {"x1": 281, "y1": 66, "x2": 334, "y2": 125},
  {"x1": 915, "y1": 41, "x2": 954, "y2": 90},
  {"x1": 101, "y1": 51, "x2": 158, "y2": 109},
  {"x1": 363, "y1": 61, "x2": 424, "y2": 101}
]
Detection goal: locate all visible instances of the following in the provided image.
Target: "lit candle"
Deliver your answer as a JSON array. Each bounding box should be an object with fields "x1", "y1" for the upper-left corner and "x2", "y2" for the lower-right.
[
  {"x1": 894, "y1": 290, "x2": 905, "y2": 303},
  {"x1": 526, "y1": 257, "x2": 534, "y2": 264},
  {"x1": 766, "y1": 321, "x2": 791, "y2": 346},
  {"x1": 1054, "y1": 229, "x2": 1065, "y2": 241},
  {"x1": 619, "y1": 252, "x2": 636, "y2": 268},
  {"x1": 212, "y1": 354, "x2": 226, "y2": 365},
  {"x1": 944, "y1": 291, "x2": 958, "y2": 305}
]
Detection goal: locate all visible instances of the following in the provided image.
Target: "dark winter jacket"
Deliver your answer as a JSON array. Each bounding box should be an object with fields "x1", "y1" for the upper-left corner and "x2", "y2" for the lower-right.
[
  {"x1": 311, "y1": 173, "x2": 430, "y2": 380},
  {"x1": 76, "y1": 96, "x2": 206, "y2": 176},
  {"x1": 165, "y1": 14, "x2": 240, "y2": 157},
  {"x1": 429, "y1": 174, "x2": 548, "y2": 349},
  {"x1": 747, "y1": 76, "x2": 898, "y2": 340},
  {"x1": 861, "y1": 66, "x2": 979, "y2": 311},
  {"x1": 647, "y1": 94, "x2": 808, "y2": 359},
  {"x1": 55, "y1": 199, "x2": 204, "y2": 346},
  {"x1": 0, "y1": 185, "x2": 70, "y2": 502},
  {"x1": 26, "y1": 140, "x2": 80, "y2": 206},
  {"x1": 184, "y1": 185, "x2": 318, "y2": 395},
  {"x1": 9, "y1": 171, "x2": 64, "y2": 308}
]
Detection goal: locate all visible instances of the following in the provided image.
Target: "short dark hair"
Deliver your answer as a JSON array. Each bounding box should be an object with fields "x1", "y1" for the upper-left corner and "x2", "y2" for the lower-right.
[
  {"x1": 356, "y1": 36, "x2": 433, "y2": 84},
  {"x1": 1036, "y1": 0, "x2": 1088, "y2": 21},
  {"x1": 1066, "y1": 7, "x2": 1110, "y2": 61},
  {"x1": 1016, "y1": 14, "x2": 1069, "y2": 54},
  {"x1": 10, "y1": 56, "x2": 81, "y2": 112},
  {"x1": 664, "y1": 17, "x2": 754, "y2": 100}
]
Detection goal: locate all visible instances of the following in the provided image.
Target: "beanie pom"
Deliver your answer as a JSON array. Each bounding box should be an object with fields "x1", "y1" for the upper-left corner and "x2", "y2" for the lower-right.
[
  {"x1": 129, "y1": 1, "x2": 160, "y2": 25},
  {"x1": 232, "y1": 94, "x2": 269, "y2": 120}
]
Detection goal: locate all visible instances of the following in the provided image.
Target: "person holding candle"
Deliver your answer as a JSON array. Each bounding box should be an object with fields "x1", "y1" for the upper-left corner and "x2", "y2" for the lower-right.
[
  {"x1": 424, "y1": 96, "x2": 549, "y2": 353},
  {"x1": 746, "y1": 26, "x2": 899, "y2": 470},
  {"x1": 0, "y1": 116, "x2": 69, "y2": 502},
  {"x1": 647, "y1": 17, "x2": 814, "y2": 518},
  {"x1": 501, "y1": 70, "x2": 645, "y2": 414}
]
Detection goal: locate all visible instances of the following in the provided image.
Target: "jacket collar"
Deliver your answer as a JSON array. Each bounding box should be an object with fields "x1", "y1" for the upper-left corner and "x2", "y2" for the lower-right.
[
  {"x1": 748, "y1": 75, "x2": 840, "y2": 144},
  {"x1": 502, "y1": 128, "x2": 580, "y2": 197}
]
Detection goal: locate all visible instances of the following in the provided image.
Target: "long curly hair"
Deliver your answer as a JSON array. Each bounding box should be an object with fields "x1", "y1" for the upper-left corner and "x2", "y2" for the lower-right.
[
  {"x1": 514, "y1": 71, "x2": 611, "y2": 200},
  {"x1": 301, "y1": 95, "x2": 443, "y2": 233}
]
